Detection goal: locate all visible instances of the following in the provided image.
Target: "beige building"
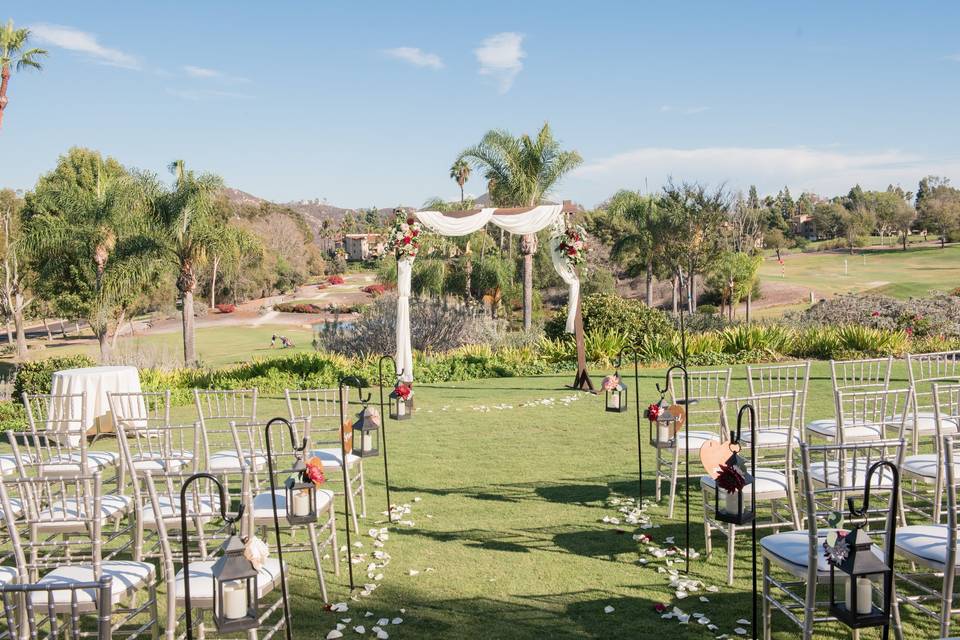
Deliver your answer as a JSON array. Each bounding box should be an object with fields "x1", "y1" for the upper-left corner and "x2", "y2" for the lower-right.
[{"x1": 343, "y1": 234, "x2": 386, "y2": 261}]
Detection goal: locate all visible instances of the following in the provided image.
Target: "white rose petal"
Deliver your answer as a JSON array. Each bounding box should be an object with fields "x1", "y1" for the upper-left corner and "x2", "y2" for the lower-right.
[
  {"x1": 353, "y1": 626, "x2": 366, "y2": 634},
  {"x1": 603, "y1": 605, "x2": 615, "y2": 614},
  {"x1": 326, "y1": 631, "x2": 343, "y2": 639}
]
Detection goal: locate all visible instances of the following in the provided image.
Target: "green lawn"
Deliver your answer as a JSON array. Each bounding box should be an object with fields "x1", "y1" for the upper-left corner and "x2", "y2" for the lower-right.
[
  {"x1": 760, "y1": 244, "x2": 960, "y2": 300},
  {"x1": 75, "y1": 361, "x2": 934, "y2": 639}
]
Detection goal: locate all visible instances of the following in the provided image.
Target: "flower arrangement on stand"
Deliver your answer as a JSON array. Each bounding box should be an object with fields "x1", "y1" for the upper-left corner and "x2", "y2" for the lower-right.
[
  {"x1": 556, "y1": 223, "x2": 588, "y2": 268},
  {"x1": 390, "y1": 209, "x2": 423, "y2": 259}
]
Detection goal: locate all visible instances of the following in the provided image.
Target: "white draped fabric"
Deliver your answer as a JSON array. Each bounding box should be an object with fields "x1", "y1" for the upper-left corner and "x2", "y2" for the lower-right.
[
  {"x1": 397, "y1": 204, "x2": 580, "y2": 381},
  {"x1": 395, "y1": 257, "x2": 415, "y2": 382}
]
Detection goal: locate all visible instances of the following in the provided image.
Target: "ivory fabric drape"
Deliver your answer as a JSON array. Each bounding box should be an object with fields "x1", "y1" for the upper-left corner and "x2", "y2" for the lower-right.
[
  {"x1": 395, "y1": 257, "x2": 415, "y2": 382},
  {"x1": 397, "y1": 204, "x2": 578, "y2": 381}
]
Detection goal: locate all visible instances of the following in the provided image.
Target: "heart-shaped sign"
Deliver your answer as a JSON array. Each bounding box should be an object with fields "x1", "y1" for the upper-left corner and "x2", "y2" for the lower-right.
[
  {"x1": 667, "y1": 404, "x2": 685, "y2": 436},
  {"x1": 699, "y1": 440, "x2": 728, "y2": 478}
]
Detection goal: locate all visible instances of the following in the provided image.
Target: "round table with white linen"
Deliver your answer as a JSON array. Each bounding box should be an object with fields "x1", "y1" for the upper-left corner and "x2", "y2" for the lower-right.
[{"x1": 49, "y1": 366, "x2": 143, "y2": 441}]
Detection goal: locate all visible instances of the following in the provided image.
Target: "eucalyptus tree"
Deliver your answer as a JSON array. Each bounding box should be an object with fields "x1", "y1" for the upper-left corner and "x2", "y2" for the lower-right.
[
  {"x1": 449, "y1": 159, "x2": 471, "y2": 204},
  {"x1": 606, "y1": 189, "x2": 663, "y2": 307},
  {"x1": 25, "y1": 148, "x2": 159, "y2": 360},
  {"x1": 0, "y1": 19, "x2": 47, "y2": 129},
  {"x1": 457, "y1": 123, "x2": 582, "y2": 330},
  {"x1": 0, "y1": 189, "x2": 30, "y2": 358},
  {"x1": 143, "y1": 160, "x2": 224, "y2": 366},
  {"x1": 207, "y1": 208, "x2": 261, "y2": 308}
]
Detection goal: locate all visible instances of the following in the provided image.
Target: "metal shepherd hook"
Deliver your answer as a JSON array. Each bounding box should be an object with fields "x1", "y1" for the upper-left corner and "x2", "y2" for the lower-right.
[
  {"x1": 377, "y1": 355, "x2": 398, "y2": 520},
  {"x1": 615, "y1": 346, "x2": 643, "y2": 502},
  {"x1": 734, "y1": 402, "x2": 758, "y2": 640},
  {"x1": 337, "y1": 375, "x2": 370, "y2": 591}
]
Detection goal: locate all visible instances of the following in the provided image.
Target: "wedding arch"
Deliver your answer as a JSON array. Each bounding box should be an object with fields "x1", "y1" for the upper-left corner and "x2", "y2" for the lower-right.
[{"x1": 393, "y1": 201, "x2": 593, "y2": 391}]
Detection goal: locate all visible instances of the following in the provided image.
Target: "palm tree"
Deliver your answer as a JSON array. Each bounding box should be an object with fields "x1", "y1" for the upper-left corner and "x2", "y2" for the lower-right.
[
  {"x1": 0, "y1": 20, "x2": 47, "y2": 129},
  {"x1": 457, "y1": 123, "x2": 582, "y2": 330},
  {"x1": 147, "y1": 160, "x2": 224, "y2": 366},
  {"x1": 449, "y1": 159, "x2": 471, "y2": 205},
  {"x1": 607, "y1": 190, "x2": 663, "y2": 307},
  {"x1": 26, "y1": 150, "x2": 158, "y2": 360}
]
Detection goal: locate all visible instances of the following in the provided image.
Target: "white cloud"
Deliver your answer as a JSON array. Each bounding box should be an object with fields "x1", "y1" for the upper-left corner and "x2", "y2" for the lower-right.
[
  {"x1": 182, "y1": 65, "x2": 250, "y2": 83},
  {"x1": 475, "y1": 32, "x2": 525, "y2": 93},
  {"x1": 383, "y1": 47, "x2": 444, "y2": 70},
  {"x1": 571, "y1": 145, "x2": 960, "y2": 204},
  {"x1": 30, "y1": 23, "x2": 139, "y2": 69},
  {"x1": 946, "y1": 53, "x2": 960, "y2": 62}
]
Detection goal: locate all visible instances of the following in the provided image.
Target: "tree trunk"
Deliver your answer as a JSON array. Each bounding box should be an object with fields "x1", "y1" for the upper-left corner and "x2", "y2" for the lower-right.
[
  {"x1": 645, "y1": 260, "x2": 654, "y2": 307},
  {"x1": 520, "y1": 234, "x2": 537, "y2": 332},
  {"x1": 210, "y1": 256, "x2": 220, "y2": 309},
  {"x1": 43, "y1": 317, "x2": 52, "y2": 341},
  {"x1": 110, "y1": 308, "x2": 126, "y2": 350},
  {"x1": 902, "y1": 233, "x2": 907, "y2": 251},
  {"x1": 460, "y1": 183, "x2": 465, "y2": 204},
  {"x1": 12, "y1": 302, "x2": 26, "y2": 360},
  {"x1": 0, "y1": 65, "x2": 10, "y2": 130},
  {"x1": 4, "y1": 321, "x2": 10, "y2": 344},
  {"x1": 464, "y1": 257, "x2": 473, "y2": 301},
  {"x1": 746, "y1": 291, "x2": 752, "y2": 324},
  {"x1": 96, "y1": 329, "x2": 111, "y2": 362},
  {"x1": 182, "y1": 290, "x2": 196, "y2": 366},
  {"x1": 671, "y1": 277, "x2": 679, "y2": 314},
  {"x1": 688, "y1": 272, "x2": 696, "y2": 314}
]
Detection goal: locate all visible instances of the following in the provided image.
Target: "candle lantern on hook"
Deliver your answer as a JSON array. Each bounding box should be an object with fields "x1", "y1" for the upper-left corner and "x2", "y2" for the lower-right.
[
  {"x1": 602, "y1": 372, "x2": 628, "y2": 413},
  {"x1": 210, "y1": 532, "x2": 260, "y2": 633},
  {"x1": 389, "y1": 379, "x2": 414, "y2": 421},
  {"x1": 352, "y1": 405, "x2": 381, "y2": 458}
]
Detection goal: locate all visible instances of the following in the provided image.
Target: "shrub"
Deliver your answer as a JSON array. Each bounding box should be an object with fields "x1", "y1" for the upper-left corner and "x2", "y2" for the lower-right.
[
  {"x1": 791, "y1": 293, "x2": 960, "y2": 338},
  {"x1": 719, "y1": 324, "x2": 793, "y2": 356},
  {"x1": 362, "y1": 284, "x2": 388, "y2": 296},
  {"x1": 583, "y1": 329, "x2": 630, "y2": 366},
  {"x1": 0, "y1": 401, "x2": 27, "y2": 432},
  {"x1": 328, "y1": 275, "x2": 345, "y2": 285},
  {"x1": 275, "y1": 302, "x2": 325, "y2": 314},
  {"x1": 834, "y1": 325, "x2": 909, "y2": 356},
  {"x1": 215, "y1": 303, "x2": 236, "y2": 314},
  {"x1": 545, "y1": 293, "x2": 672, "y2": 345},
  {"x1": 13, "y1": 355, "x2": 97, "y2": 401},
  {"x1": 697, "y1": 304, "x2": 718, "y2": 315}
]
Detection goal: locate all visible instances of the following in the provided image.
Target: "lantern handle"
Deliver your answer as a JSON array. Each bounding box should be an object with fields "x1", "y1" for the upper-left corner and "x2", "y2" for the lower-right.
[
  {"x1": 731, "y1": 402, "x2": 756, "y2": 446},
  {"x1": 846, "y1": 459, "x2": 900, "y2": 523}
]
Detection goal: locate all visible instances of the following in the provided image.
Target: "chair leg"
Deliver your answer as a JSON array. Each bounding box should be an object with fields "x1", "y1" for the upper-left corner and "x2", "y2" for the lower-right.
[
  {"x1": 149, "y1": 582, "x2": 160, "y2": 640},
  {"x1": 762, "y1": 556, "x2": 772, "y2": 640},
  {"x1": 343, "y1": 465, "x2": 360, "y2": 534},
  {"x1": 802, "y1": 571, "x2": 816, "y2": 640},
  {"x1": 307, "y1": 523, "x2": 329, "y2": 603},
  {"x1": 328, "y1": 504, "x2": 340, "y2": 577},
  {"x1": 702, "y1": 489, "x2": 712, "y2": 557},
  {"x1": 890, "y1": 578, "x2": 904, "y2": 640},
  {"x1": 726, "y1": 524, "x2": 736, "y2": 586},
  {"x1": 667, "y1": 448, "x2": 679, "y2": 519},
  {"x1": 358, "y1": 463, "x2": 367, "y2": 518},
  {"x1": 655, "y1": 451, "x2": 663, "y2": 503}
]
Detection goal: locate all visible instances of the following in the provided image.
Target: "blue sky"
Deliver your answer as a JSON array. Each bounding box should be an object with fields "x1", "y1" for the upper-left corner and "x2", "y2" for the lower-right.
[{"x1": 3, "y1": 2, "x2": 960, "y2": 208}]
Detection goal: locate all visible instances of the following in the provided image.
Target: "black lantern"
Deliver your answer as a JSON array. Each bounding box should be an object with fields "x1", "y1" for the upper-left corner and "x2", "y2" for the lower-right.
[
  {"x1": 388, "y1": 382, "x2": 414, "y2": 421},
  {"x1": 712, "y1": 447, "x2": 755, "y2": 525},
  {"x1": 826, "y1": 460, "x2": 898, "y2": 630},
  {"x1": 604, "y1": 375, "x2": 628, "y2": 413},
  {"x1": 283, "y1": 454, "x2": 317, "y2": 526},
  {"x1": 647, "y1": 399, "x2": 677, "y2": 447},
  {"x1": 211, "y1": 532, "x2": 260, "y2": 633},
  {"x1": 352, "y1": 405, "x2": 381, "y2": 458}
]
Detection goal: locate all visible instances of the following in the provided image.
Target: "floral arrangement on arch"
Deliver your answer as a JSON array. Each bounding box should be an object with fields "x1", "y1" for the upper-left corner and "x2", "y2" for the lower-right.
[
  {"x1": 389, "y1": 208, "x2": 423, "y2": 259},
  {"x1": 555, "y1": 224, "x2": 588, "y2": 268}
]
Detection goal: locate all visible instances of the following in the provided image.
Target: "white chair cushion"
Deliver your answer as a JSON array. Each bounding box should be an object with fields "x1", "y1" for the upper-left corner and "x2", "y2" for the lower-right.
[
  {"x1": 174, "y1": 558, "x2": 283, "y2": 607},
  {"x1": 0, "y1": 497, "x2": 23, "y2": 521},
  {"x1": 740, "y1": 429, "x2": 800, "y2": 448},
  {"x1": 311, "y1": 448, "x2": 362, "y2": 469},
  {"x1": 898, "y1": 412, "x2": 960, "y2": 435},
  {"x1": 208, "y1": 450, "x2": 266, "y2": 472},
  {"x1": 895, "y1": 525, "x2": 957, "y2": 569},
  {"x1": 700, "y1": 468, "x2": 789, "y2": 500},
  {"x1": 33, "y1": 561, "x2": 154, "y2": 611},
  {"x1": 808, "y1": 459, "x2": 898, "y2": 489},
  {"x1": 0, "y1": 566, "x2": 18, "y2": 586},
  {"x1": 806, "y1": 419, "x2": 837, "y2": 437},
  {"x1": 131, "y1": 450, "x2": 194, "y2": 473},
  {"x1": 40, "y1": 451, "x2": 119, "y2": 477},
  {"x1": 663, "y1": 431, "x2": 720, "y2": 451},
  {"x1": 761, "y1": 529, "x2": 883, "y2": 579},
  {"x1": 0, "y1": 454, "x2": 32, "y2": 476},
  {"x1": 902, "y1": 453, "x2": 960, "y2": 480},
  {"x1": 805, "y1": 419, "x2": 885, "y2": 441},
  {"x1": 141, "y1": 494, "x2": 221, "y2": 529},
  {"x1": 37, "y1": 494, "x2": 132, "y2": 532},
  {"x1": 251, "y1": 488, "x2": 334, "y2": 524}
]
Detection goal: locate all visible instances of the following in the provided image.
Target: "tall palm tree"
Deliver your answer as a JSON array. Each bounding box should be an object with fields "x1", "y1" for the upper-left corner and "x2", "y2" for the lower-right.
[
  {"x1": 457, "y1": 123, "x2": 582, "y2": 330},
  {"x1": 0, "y1": 20, "x2": 47, "y2": 129},
  {"x1": 147, "y1": 160, "x2": 224, "y2": 366},
  {"x1": 449, "y1": 159, "x2": 471, "y2": 205},
  {"x1": 608, "y1": 190, "x2": 663, "y2": 307}
]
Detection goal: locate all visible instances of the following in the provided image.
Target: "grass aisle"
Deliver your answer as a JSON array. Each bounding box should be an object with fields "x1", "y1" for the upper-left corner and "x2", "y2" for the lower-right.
[{"x1": 148, "y1": 363, "x2": 938, "y2": 638}]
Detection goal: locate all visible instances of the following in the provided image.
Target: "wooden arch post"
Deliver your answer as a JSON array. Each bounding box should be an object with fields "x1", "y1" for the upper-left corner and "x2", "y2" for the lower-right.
[{"x1": 565, "y1": 204, "x2": 593, "y2": 392}]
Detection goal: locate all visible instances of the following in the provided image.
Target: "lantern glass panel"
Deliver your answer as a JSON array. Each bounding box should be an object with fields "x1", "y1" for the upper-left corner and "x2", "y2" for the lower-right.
[
  {"x1": 352, "y1": 407, "x2": 381, "y2": 457},
  {"x1": 827, "y1": 526, "x2": 891, "y2": 628},
  {"x1": 605, "y1": 384, "x2": 628, "y2": 413},
  {"x1": 713, "y1": 452, "x2": 754, "y2": 525},
  {"x1": 285, "y1": 474, "x2": 317, "y2": 525},
  {"x1": 211, "y1": 535, "x2": 260, "y2": 632}
]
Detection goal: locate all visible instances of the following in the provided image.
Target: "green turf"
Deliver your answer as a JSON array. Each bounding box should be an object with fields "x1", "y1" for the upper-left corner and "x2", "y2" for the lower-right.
[
  {"x1": 759, "y1": 244, "x2": 960, "y2": 302},
  {"x1": 92, "y1": 361, "x2": 935, "y2": 639}
]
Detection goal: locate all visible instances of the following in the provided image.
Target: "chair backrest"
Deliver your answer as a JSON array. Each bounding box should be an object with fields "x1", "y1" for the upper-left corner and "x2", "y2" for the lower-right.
[
  {"x1": 19, "y1": 392, "x2": 91, "y2": 474},
  {"x1": 719, "y1": 391, "x2": 799, "y2": 461},
  {"x1": 746, "y1": 362, "x2": 811, "y2": 426},
  {"x1": 107, "y1": 390, "x2": 171, "y2": 432},
  {"x1": 110, "y1": 391, "x2": 197, "y2": 468},
  {"x1": 834, "y1": 387, "x2": 910, "y2": 444},
  {"x1": 0, "y1": 577, "x2": 113, "y2": 640},
  {"x1": 907, "y1": 351, "x2": 960, "y2": 433},
  {"x1": 0, "y1": 472, "x2": 107, "y2": 579},
  {"x1": 944, "y1": 434, "x2": 960, "y2": 572},
  {"x1": 799, "y1": 439, "x2": 903, "y2": 575},
  {"x1": 934, "y1": 383, "x2": 960, "y2": 443},
  {"x1": 287, "y1": 389, "x2": 349, "y2": 449},
  {"x1": 830, "y1": 356, "x2": 893, "y2": 392},
  {"x1": 194, "y1": 389, "x2": 258, "y2": 427},
  {"x1": 669, "y1": 368, "x2": 732, "y2": 433}
]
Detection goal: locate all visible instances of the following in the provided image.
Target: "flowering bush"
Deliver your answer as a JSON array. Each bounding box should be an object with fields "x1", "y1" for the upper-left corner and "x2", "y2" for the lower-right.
[
  {"x1": 275, "y1": 302, "x2": 325, "y2": 314},
  {"x1": 362, "y1": 284, "x2": 388, "y2": 296},
  {"x1": 555, "y1": 224, "x2": 588, "y2": 267},
  {"x1": 327, "y1": 275, "x2": 345, "y2": 285},
  {"x1": 215, "y1": 303, "x2": 236, "y2": 314},
  {"x1": 389, "y1": 209, "x2": 422, "y2": 259}
]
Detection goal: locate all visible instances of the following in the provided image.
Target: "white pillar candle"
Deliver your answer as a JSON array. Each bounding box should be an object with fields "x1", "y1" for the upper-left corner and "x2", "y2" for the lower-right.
[
  {"x1": 844, "y1": 577, "x2": 873, "y2": 615},
  {"x1": 291, "y1": 489, "x2": 311, "y2": 517},
  {"x1": 658, "y1": 423, "x2": 670, "y2": 443},
  {"x1": 723, "y1": 490, "x2": 739, "y2": 515},
  {"x1": 397, "y1": 400, "x2": 406, "y2": 416},
  {"x1": 222, "y1": 580, "x2": 248, "y2": 620},
  {"x1": 363, "y1": 432, "x2": 374, "y2": 452}
]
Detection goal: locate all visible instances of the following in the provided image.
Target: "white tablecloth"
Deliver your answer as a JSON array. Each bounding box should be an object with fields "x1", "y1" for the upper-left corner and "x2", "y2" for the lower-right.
[{"x1": 50, "y1": 366, "x2": 143, "y2": 444}]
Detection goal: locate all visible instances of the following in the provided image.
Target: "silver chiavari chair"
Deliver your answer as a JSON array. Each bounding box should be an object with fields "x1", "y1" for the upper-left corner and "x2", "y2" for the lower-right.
[
  {"x1": 108, "y1": 390, "x2": 197, "y2": 473},
  {"x1": 761, "y1": 439, "x2": 905, "y2": 640},
  {"x1": 702, "y1": 391, "x2": 801, "y2": 585},
  {"x1": 905, "y1": 351, "x2": 960, "y2": 454},
  {"x1": 806, "y1": 356, "x2": 894, "y2": 440},
  {"x1": 0, "y1": 472, "x2": 158, "y2": 639},
  {"x1": 747, "y1": 361, "x2": 811, "y2": 440},
  {"x1": 286, "y1": 388, "x2": 365, "y2": 533},
  {"x1": 895, "y1": 433, "x2": 960, "y2": 637},
  {"x1": 0, "y1": 577, "x2": 114, "y2": 640},
  {"x1": 193, "y1": 389, "x2": 266, "y2": 486},
  {"x1": 901, "y1": 383, "x2": 960, "y2": 522}
]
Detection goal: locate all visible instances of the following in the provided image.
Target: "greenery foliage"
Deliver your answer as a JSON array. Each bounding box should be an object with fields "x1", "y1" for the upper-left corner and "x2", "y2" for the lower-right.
[{"x1": 12, "y1": 354, "x2": 96, "y2": 401}]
